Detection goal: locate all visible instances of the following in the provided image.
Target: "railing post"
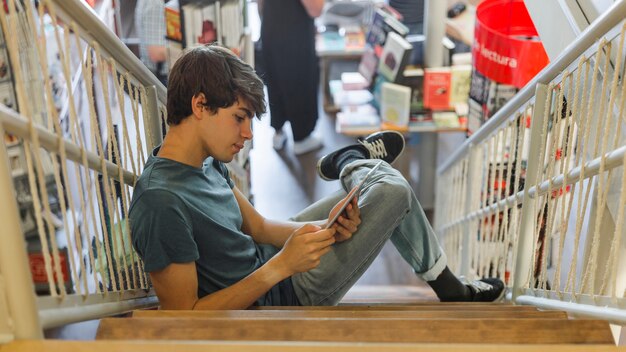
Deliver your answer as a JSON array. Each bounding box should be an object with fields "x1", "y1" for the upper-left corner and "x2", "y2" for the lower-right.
[
  {"x1": 512, "y1": 83, "x2": 550, "y2": 300},
  {"x1": 460, "y1": 144, "x2": 477, "y2": 277},
  {"x1": 0, "y1": 123, "x2": 43, "y2": 339},
  {"x1": 145, "y1": 85, "x2": 163, "y2": 148}
]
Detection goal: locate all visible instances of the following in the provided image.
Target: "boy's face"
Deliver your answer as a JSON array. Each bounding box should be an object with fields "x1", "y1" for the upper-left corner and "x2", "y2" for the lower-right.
[{"x1": 200, "y1": 100, "x2": 254, "y2": 163}]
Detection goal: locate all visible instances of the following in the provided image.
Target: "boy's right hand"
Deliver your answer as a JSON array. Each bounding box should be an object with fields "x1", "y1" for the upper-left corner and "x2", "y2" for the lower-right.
[{"x1": 275, "y1": 224, "x2": 336, "y2": 276}]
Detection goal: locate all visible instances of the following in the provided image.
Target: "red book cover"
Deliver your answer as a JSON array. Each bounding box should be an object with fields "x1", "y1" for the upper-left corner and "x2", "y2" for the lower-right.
[{"x1": 423, "y1": 68, "x2": 451, "y2": 111}]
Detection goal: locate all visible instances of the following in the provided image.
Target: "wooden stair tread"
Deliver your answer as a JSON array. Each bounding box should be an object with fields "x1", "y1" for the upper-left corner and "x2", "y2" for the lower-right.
[
  {"x1": 252, "y1": 304, "x2": 540, "y2": 311},
  {"x1": 2, "y1": 340, "x2": 624, "y2": 352},
  {"x1": 96, "y1": 317, "x2": 614, "y2": 344},
  {"x1": 132, "y1": 309, "x2": 567, "y2": 319}
]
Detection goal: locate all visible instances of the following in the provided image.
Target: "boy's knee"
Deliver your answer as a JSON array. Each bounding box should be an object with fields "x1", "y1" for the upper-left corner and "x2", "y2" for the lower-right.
[{"x1": 368, "y1": 176, "x2": 412, "y2": 210}]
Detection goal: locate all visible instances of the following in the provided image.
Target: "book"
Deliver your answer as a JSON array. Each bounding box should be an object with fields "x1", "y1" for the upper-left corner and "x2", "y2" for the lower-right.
[
  {"x1": 199, "y1": 3, "x2": 219, "y2": 45},
  {"x1": 166, "y1": 40, "x2": 183, "y2": 69},
  {"x1": 433, "y1": 111, "x2": 461, "y2": 129},
  {"x1": 401, "y1": 65, "x2": 424, "y2": 113},
  {"x1": 341, "y1": 72, "x2": 369, "y2": 91},
  {"x1": 370, "y1": 75, "x2": 388, "y2": 111},
  {"x1": 365, "y1": 8, "x2": 409, "y2": 58},
  {"x1": 377, "y1": 32, "x2": 412, "y2": 83},
  {"x1": 343, "y1": 25, "x2": 366, "y2": 51},
  {"x1": 165, "y1": 1, "x2": 183, "y2": 68},
  {"x1": 317, "y1": 30, "x2": 346, "y2": 52},
  {"x1": 329, "y1": 79, "x2": 373, "y2": 106},
  {"x1": 469, "y1": 68, "x2": 489, "y2": 105},
  {"x1": 336, "y1": 104, "x2": 380, "y2": 133},
  {"x1": 220, "y1": 1, "x2": 242, "y2": 49},
  {"x1": 165, "y1": 1, "x2": 182, "y2": 41},
  {"x1": 380, "y1": 82, "x2": 411, "y2": 128},
  {"x1": 467, "y1": 99, "x2": 482, "y2": 135},
  {"x1": 182, "y1": 1, "x2": 222, "y2": 48},
  {"x1": 450, "y1": 65, "x2": 472, "y2": 105},
  {"x1": 423, "y1": 67, "x2": 451, "y2": 111},
  {"x1": 357, "y1": 45, "x2": 378, "y2": 86},
  {"x1": 409, "y1": 112, "x2": 435, "y2": 129}
]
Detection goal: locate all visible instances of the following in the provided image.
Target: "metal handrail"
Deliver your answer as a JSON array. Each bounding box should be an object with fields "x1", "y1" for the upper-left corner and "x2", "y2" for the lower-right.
[{"x1": 438, "y1": 0, "x2": 626, "y2": 174}]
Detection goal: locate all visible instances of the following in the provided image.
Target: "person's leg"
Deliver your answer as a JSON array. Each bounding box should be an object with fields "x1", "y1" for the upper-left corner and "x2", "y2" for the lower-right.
[
  {"x1": 261, "y1": 43, "x2": 289, "y2": 150},
  {"x1": 294, "y1": 156, "x2": 460, "y2": 305},
  {"x1": 291, "y1": 132, "x2": 504, "y2": 305}
]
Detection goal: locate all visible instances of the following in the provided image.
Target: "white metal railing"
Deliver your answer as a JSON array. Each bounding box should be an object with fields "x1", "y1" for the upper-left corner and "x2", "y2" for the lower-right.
[
  {"x1": 0, "y1": 0, "x2": 167, "y2": 341},
  {"x1": 436, "y1": 0, "x2": 626, "y2": 324}
]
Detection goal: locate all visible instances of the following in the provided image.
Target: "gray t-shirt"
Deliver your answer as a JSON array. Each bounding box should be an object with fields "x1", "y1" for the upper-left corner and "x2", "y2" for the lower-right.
[{"x1": 129, "y1": 147, "x2": 298, "y2": 306}]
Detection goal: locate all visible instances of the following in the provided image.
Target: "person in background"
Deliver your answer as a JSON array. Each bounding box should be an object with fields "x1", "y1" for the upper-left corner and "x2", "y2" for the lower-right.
[
  {"x1": 389, "y1": 0, "x2": 424, "y2": 65},
  {"x1": 135, "y1": 0, "x2": 168, "y2": 85},
  {"x1": 259, "y1": 0, "x2": 325, "y2": 155}
]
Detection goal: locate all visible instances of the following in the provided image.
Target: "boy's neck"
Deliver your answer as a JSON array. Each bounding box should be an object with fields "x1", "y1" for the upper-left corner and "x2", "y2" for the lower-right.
[{"x1": 157, "y1": 127, "x2": 206, "y2": 169}]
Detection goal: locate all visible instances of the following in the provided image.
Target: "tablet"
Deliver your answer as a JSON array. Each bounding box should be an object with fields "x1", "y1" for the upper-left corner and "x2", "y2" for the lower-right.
[{"x1": 325, "y1": 160, "x2": 383, "y2": 229}]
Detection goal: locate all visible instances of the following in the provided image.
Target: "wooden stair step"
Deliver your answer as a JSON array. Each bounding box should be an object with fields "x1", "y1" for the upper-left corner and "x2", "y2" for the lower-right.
[
  {"x1": 3, "y1": 340, "x2": 624, "y2": 352},
  {"x1": 96, "y1": 317, "x2": 614, "y2": 344},
  {"x1": 252, "y1": 304, "x2": 540, "y2": 311},
  {"x1": 132, "y1": 309, "x2": 568, "y2": 319}
]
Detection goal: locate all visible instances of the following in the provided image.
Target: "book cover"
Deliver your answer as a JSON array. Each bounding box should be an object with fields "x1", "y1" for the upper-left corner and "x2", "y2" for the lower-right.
[
  {"x1": 377, "y1": 32, "x2": 412, "y2": 83},
  {"x1": 433, "y1": 111, "x2": 461, "y2": 128},
  {"x1": 380, "y1": 82, "x2": 411, "y2": 128},
  {"x1": 402, "y1": 65, "x2": 424, "y2": 113},
  {"x1": 165, "y1": 1, "x2": 182, "y2": 42},
  {"x1": 199, "y1": 3, "x2": 218, "y2": 44},
  {"x1": 423, "y1": 67, "x2": 451, "y2": 111},
  {"x1": 343, "y1": 25, "x2": 365, "y2": 51},
  {"x1": 450, "y1": 65, "x2": 472, "y2": 105},
  {"x1": 469, "y1": 68, "x2": 489, "y2": 104},
  {"x1": 182, "y1": 3, "x2": 200, "y2": 47},
  {"x1": 357, "y1": 46, "x2": 378, "y2": 86},
  {"x1": 365, "y1": 8, "x2": 409, "y2": 58},
  {"x1": 371, "y1": 75, "x2": 388, "y2": 111},
  {"x1": 467, "y1": 99, "x2": 482, "y2": 135}
]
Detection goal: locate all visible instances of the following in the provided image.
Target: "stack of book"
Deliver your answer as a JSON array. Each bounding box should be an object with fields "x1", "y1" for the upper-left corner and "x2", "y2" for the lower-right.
[
  {"x1": 332, "y1": 5, "x2": 472, "y2": 134},
  {"x1": 165, "y1": 0, "x2": 246, "y2": 68}
]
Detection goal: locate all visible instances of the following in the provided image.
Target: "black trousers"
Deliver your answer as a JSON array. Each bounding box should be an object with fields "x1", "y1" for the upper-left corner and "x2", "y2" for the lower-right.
[{"x1": 260, "y1": 0, "x2": 319, "y2": 142}]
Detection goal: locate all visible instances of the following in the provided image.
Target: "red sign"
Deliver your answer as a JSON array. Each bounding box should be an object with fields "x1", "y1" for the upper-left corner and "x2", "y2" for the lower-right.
[{"x1": 473, "y1": 0, "x2": 549, "y2": 88}]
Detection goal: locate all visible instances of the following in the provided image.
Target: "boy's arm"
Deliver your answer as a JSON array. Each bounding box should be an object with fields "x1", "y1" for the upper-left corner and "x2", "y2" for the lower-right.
[
  {"x1": 300, "y1": 0, "x2": 324, "y2": 18},
  {"x1": 150, "y1": 257, "x2": 287, "y2": 310},
  {"x1": 150, "y1": 223, "x2": 335, "y2": 310},
  {"x1": 233, "y1": 186, "x2": 324, "y2": 247}
]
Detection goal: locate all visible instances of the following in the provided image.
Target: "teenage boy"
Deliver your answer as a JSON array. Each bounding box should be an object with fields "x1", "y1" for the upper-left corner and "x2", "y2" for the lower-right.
[{"x1": 129, "y1": 44, "x2": 504, "y2": 309}]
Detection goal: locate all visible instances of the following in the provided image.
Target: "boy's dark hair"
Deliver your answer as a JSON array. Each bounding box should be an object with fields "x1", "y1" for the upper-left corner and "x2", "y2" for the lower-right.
[{"x1": 166, "y1": 44, "x2": 266, "y2": 125}]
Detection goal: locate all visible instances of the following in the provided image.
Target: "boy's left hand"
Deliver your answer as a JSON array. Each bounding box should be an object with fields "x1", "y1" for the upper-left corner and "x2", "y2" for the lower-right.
[{"x1": 328, "y1": 191, "x2": 361, "y2": 242}]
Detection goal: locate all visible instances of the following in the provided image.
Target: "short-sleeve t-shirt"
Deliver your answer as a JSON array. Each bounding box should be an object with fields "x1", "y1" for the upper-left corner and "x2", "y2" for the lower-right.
[{"x1": 129, "y1": 147, "x2": 298, "y2": 306}]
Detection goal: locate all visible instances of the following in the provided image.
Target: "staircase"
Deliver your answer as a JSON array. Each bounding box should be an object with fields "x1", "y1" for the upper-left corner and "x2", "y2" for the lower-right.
[
  {"x1": 1, "y1": 300, "x2": 620, "y2": 351},
  {"x1": 1, "y1": 0, "x2": 626, "y2": 350}
]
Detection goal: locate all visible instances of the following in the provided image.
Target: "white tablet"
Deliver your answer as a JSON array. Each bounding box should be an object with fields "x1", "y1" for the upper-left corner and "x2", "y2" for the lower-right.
[{"x1": 325, "y1": 160, "x2": 383, "y2": 229}]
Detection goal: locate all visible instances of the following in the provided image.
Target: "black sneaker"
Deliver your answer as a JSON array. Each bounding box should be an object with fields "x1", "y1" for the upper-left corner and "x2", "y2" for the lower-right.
[
  {"x1": 358, "y1": 130, "x2": 406, "y2": 164},
  {"x1": 464, "y1": 278, "x2": 505, "y2": 302},
  {"x1": 316, "y1": 130, "x2": 405, "y2": 181}
]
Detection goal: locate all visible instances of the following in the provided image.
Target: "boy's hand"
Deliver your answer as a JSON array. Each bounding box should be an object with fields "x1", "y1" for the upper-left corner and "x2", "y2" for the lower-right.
[
  {"x1": 276, "y1": 224, "x2": 336, "y2": 276},
  {"x1": 327, "y1": 188, "x2": 362, "y2": 242}
]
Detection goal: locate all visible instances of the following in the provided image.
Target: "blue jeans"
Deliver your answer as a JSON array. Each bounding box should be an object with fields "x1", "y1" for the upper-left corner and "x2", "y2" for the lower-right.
[{"x1": 290, "y1": 160, "x2": 447, "y2": 305}]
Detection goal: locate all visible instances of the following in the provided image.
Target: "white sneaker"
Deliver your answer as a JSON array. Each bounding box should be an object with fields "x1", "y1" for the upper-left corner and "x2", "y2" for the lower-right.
[
  {"x1": 273, "y1": 130, "x2": 287, "y2": 150},
  {"x1": 293, "y1": 135, "x2": 323, "y2": 155}
]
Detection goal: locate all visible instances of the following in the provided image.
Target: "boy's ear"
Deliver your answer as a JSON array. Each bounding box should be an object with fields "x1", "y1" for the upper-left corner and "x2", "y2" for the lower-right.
[{"x1": 191, "y1": 93, "x2": 207, "y2": 119}]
